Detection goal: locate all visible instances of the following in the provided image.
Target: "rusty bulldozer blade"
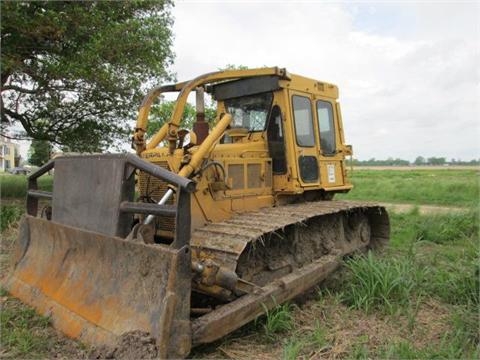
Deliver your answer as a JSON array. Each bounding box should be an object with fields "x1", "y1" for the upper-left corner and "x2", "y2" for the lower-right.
[
  {"x1": 4, "y1": 154, "x2": 195, "y2": 359},
  {"x1": 5, "y1": 216, "x2": 192, "y2": 358}
]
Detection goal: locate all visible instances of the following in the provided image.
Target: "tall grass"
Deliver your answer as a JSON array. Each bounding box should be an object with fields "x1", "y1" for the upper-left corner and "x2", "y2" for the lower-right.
[
  {"x1": 257, "y1": 302, "x2": 294, "y2": 341},
  {"x1": 388, "y1": 209, "x2": 479, "y2": 308},
  {"x1": 342, "y1": 209, "x2": 479, "y2": 316},
  {"x1": 0, "y1": 174, "x2": 53, "y2": 199},
  {"x1": 341, "y1": 252, "x2": 422, "y2": 315}
]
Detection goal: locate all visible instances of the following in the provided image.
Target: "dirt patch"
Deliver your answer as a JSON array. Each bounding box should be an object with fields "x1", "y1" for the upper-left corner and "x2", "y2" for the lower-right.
[
  {"x1": 89, "y1": 331, "x2": 158, "y2": 359},
  {"x1": 379, "y1": 202, "x2": 467, "y2": 215}
]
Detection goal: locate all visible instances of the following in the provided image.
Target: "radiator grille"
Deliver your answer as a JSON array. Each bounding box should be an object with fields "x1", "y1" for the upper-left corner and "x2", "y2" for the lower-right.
[
  {"x1": 247, "y1": 164, "x2": 261, "y2": 188},
  {"x1": 138, "y1": 161, "x2": 175, "y2": 233},
  {"x1": 228, "y1": 164, "x2": 244, "y2": 189}
]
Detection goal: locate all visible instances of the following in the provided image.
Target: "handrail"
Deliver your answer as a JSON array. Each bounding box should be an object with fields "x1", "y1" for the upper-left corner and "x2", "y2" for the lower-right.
[
  {"x1": 27, "y1": 190, "x2": 53, "y2": 200},
  {"x1": 27, "y1": 160, "x2": 55, "y2": 216},
  {"x1": 125, "y1": 154, "x2": 195, "y2": 192},
  {"x1": 119, "y1": 202, "x2": 177, "y2": 216}
]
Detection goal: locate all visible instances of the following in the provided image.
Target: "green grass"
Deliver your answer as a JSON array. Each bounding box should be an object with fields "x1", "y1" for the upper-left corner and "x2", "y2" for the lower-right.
[
  {"x1": 282, "y1": 338, "x2": 303, "y2": 360},
  {"x1": 338, "y1": 169, "x2": 479, "y2": 206},
  {"x1": 0, "y1": 174, "x2": 53, "y2": 199},
  {"x1": 258, "y1": 302, "x2": 294, "y2": 341},
  {"x1": 390, "y1": 208, "x2": 478, "y2": 245},
  {"x1": 342, "y1": 208, "x2": 479, "y2": 312},
  {"x1": 388, "y1": 209, "x2": 479, "y2": 308},
  {"x1": 1, "y1": 204, "x2": 23, "y2": 231},
  {"x1": 0, "y1": 290, "x2": 52, "y2": 358}
]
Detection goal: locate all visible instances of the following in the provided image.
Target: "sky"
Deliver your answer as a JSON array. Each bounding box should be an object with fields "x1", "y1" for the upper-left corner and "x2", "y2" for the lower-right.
[{"x1": 169, "y1": 0, "x2": 479, "y2": 161}]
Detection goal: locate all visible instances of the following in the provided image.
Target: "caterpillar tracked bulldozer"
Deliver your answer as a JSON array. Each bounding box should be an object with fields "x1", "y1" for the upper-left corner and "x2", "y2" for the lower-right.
[{"x1": 5, "y1": 67, "x2": 389, "y2": 358}]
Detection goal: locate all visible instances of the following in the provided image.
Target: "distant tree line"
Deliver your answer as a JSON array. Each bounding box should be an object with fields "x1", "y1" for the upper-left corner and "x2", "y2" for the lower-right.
[{"x1": 346, "y1": 156, "x2": 480, "y2": 166}]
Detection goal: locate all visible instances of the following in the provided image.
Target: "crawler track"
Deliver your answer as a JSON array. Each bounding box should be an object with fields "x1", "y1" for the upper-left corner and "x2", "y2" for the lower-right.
[{"x1": 190, "y1": 200, "x2": 389, "y2": 299}]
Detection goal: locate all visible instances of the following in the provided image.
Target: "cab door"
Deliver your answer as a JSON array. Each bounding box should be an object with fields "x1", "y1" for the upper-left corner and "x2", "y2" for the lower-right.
[
  {"x1": 315, "y1": 99, "x2": 344, "y2": 187},
  {"x1": 290, "y1": 92, "x2": 320, "y2": 186}
]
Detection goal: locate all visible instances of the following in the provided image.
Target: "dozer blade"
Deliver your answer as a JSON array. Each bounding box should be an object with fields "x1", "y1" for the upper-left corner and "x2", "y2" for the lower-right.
[{"x1": 4, "y1": 216, "x2": 192, "y2": 359}]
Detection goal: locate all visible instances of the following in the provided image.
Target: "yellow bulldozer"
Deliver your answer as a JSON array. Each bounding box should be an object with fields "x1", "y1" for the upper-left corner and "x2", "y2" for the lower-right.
[{"x1": 5, "y1": 67, "x2": 389, "y2": 358}]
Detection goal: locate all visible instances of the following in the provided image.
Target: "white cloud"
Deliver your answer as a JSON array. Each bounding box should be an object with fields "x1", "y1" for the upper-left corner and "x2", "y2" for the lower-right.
[{"x1": 169, "y1": 1, "x2": 479, "y2": 161}]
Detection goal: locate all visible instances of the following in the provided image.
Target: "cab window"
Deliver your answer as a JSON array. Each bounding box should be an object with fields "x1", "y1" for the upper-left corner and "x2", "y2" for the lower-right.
[
  {"x1": 292, "y1": 95, "x2": 314, "y2": 147},
  {"x1": 316, "y1": 100, "x2": 336, "y2": 155},
  {"x1": 224, "y1": 92, "x2": 273, "y2": 131}
]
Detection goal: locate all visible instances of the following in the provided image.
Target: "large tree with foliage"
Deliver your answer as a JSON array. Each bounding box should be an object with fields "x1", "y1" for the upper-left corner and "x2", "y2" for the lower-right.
[
  {"x1": 28, "y1": 139, "x2": 52, "y2": 166},
  {"x1": 1, "y1": 1, "x2": 174, "y2": 152}
]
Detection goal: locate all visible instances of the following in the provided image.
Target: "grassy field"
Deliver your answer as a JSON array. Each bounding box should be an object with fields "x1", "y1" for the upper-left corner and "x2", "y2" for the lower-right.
[
  {"x1": 338, "y1": 168, "x2": 479, "y2": 207},
  {"x1": 0, "y1": 168, "x2": 479, "y2": 359}
]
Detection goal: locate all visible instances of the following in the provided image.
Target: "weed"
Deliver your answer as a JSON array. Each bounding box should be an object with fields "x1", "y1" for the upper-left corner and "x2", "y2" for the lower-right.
[
  {"x1": 381, "y1": 341, "x2": 417, "y2": 359},
  {"x1": 341, "y1": 252, "x2": 423, "y2": 315},
  {"x1": 282, "y1": 338, "x2": 303, "y2": 360},
  {"x1": 310, "y1": 320, "x2": 328, "y2": 348},
  {"x1": 351, "y1": 344, "x2": 369, "y2": 359},
  {"x1": 258, "y1": 302, "x2": 294, "y2": 341},
  {"x1": 0, "y1": 204, "x2": 23, "y2": 232},
  {"x1": 451, "y1": 306, "x2": 480, "y2": 349},
  {"x1": 406, "y1": 294, "x2": 423, "y2": 332},
  {"x1": 317, "y1": 287, "x2": 344, "y2": 305}
]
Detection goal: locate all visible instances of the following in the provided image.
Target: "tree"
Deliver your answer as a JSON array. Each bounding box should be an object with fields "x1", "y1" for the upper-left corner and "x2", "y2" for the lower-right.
[
  {"x1": 28, "y1": 139, "x2": 52, "y2": 166},
  {"x1": 414, "y1": 156, "x2": 426, "y2": 165},
  {"x1": 427, "y1": 157, "x2": 446, "y2": 165},
  {"x1": 1, "y1": 1, "x2": 174, "y2": 152}
]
